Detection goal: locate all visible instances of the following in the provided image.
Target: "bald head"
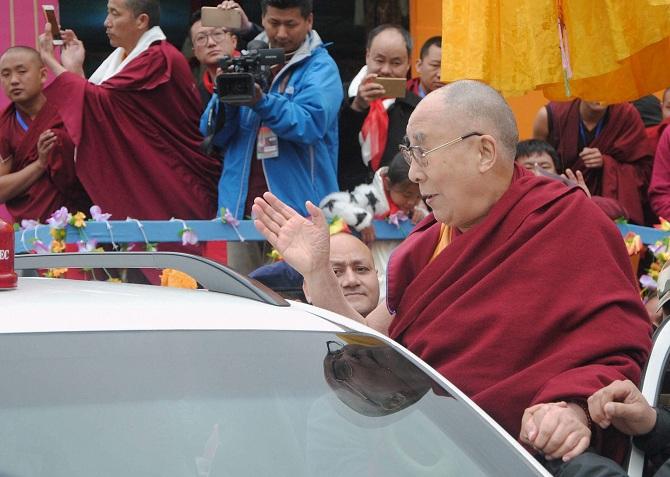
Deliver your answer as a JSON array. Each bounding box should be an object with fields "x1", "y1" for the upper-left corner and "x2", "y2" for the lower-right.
[
  {"x1": 0, "y1": 46, "x2": 43, "y2": 68},
  {"x1": 430, "y1": 80, "x2": 519, "y2": 160}
]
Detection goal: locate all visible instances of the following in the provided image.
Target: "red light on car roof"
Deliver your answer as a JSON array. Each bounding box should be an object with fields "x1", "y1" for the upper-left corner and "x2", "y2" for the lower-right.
[{"x1": 0, "y1": 218, "x2": 17, "y2": 290}]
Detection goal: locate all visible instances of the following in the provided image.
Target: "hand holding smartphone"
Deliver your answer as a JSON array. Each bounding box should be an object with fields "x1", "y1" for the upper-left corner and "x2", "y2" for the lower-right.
[{"x1": 42, "y1": 5, "x2": 63, "y2": 45}]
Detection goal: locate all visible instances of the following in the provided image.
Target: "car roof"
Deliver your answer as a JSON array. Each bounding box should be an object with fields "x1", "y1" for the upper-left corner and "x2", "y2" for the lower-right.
[{"x1": 4, "y1": 277, "x2": 348, "y2": 334}]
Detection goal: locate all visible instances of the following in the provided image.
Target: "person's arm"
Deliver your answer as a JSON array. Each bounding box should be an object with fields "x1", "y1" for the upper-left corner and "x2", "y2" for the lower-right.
[
  {"x1": 533, "y1": 106, "x2": 550, "y2": 140},
  {"x1": 252, "y1": 192, "x2": 394, "y2": 334},
  {"x1": 38, "y1": 23, "x2": 85, "y2": 77},
  {"x1": 0, "y1": 129, "x2": 56, "y2": 203},
  {"x1": 216, "y1": 1, "x2": 261, "y2": 43},
  {"x1": 251, "y1": 58, "x2": 343, "y2": 144}
]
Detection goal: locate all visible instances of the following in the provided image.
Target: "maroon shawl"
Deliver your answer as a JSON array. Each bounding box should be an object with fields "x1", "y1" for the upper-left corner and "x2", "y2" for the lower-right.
[
  {"x1": 0, "y1": 100, "x2": 90, "y2": 223},
  {"x1": 547, "y1": 100, "x2": 653, "y2": 224},
  {"x1": 47, "y1": 41, "x2": 220, "y2": 220},
  {"x1": 387, "y1": 166, "x2": 652, "y2": 462}
]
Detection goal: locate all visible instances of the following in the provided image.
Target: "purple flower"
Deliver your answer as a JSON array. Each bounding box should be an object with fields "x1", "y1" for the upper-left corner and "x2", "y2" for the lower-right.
[
  {"x1": 640, "y1": 274, "x2": 658, "y2": 291},
  {"x1": 20, "y1": 219, "x2": 39, "y2": 231},
  {"x1": 181, "y1": 228, "x2": 198, "y2": 246},
  {"x1": 223, "y1": 209, "x2": 240, "y2": 227},
  {"x1": 47, "y1": 207, "x2": 70, "y2": 229},
  {"x1": 32, "y1": 240, "x2": 50, "y2": 254},
  {"x1": 387, "y1": 211, "x2": 408, "y2": 227},
  {"x1": 649, "y1": 242, "x2": 666, "y2": 255},
  {"x1": 90, "y1": 205, "x2": 111, "y2": 222},
  {"x1": 77, "y1": 239, "x2": 98, "y2": 253}
]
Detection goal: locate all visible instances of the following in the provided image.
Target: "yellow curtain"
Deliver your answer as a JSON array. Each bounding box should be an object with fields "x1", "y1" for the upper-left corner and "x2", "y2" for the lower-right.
[{"x1": 441, "y1": 0, "x2": 670, "y2": 102}]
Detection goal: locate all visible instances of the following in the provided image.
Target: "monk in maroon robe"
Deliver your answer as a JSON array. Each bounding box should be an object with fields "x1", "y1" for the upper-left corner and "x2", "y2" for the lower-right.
[
  {"x1": 0, "y1": 46, "x2": 89, "y2": 223},
  {"x1": 534, "y1": 99, "x2": 653, "y2": 225},
  {"x1": 252, "y1": 81, "x2": 653, "y2": 467},
  {"x1": 37, "y1": 0, "x2": 219, "y2": 221}
]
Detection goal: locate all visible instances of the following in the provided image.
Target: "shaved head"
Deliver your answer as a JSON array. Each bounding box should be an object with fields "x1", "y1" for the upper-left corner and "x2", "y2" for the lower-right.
[
  {"x1": 0, "y1": 46, "x2": 43, "y2": 67},
  {"x1": 438, "y1": 80, "x2": 518, "y2": 160}
]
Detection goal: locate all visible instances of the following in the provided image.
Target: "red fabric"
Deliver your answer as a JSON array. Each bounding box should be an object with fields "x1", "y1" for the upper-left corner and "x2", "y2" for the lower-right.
[
  {"x1": 202, "y1": 70, "x2": 215, "y2": 95},
  {"x1": 361, "y1": 100, "x2": 389, "y2": 172},
  {"x1": 386, "y1": 165, "x2": 652, "y2": 463},
  {"x1": 547, "y1": 100, "x2": 653, "y2": 224},
  {"x1": 0, "y1": 100, "x2": 90, "y2": 223},
  {"x1": 646, "y1": 117, "x2": 670, "y2": 153},
  {"x1": 649, "y1": 126, "x2": 670, "y2": 219},
  {"x1": 406, "y1": 77, "x2": 421, "y2": 97},
  {"x1": 47, "y1": 41, "x2": 220, "y2": 220}
]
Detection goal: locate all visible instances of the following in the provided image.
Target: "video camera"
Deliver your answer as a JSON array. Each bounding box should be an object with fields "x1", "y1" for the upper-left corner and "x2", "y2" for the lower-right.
[{"x1": 216, "y1": 40, "x2": 285, "y2": 104}]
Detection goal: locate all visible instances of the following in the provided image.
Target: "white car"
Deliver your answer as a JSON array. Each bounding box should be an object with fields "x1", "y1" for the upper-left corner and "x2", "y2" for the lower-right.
[{"x1": 3, "y1": 252, "x2": 666, "y2": 476}]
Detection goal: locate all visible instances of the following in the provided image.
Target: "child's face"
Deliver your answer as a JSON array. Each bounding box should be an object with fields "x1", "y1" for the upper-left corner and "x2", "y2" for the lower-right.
[
  {"x1": 387, "y1": 180, "x2": 421, "y2": 214},
  {"x1": 516, "y1": 152, "x2": 557, "y2": 175}
]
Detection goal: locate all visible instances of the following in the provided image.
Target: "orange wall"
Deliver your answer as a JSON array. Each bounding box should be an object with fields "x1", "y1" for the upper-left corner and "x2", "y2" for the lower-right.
[{"x1": 409, "y1": 0, "x2": 547, "y2": 139}]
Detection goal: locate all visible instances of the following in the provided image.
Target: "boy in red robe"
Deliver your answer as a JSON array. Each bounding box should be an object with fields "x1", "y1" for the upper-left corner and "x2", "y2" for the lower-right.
[
  {"x1": 37, "y1": 0, "x2": 219, "y2": 221},
  {"x1": 0, "y1": 46, "x2": 89, "y2": 223},
  {"x1": 252, "y1": 81, "x2": 653, "y2": 469}
]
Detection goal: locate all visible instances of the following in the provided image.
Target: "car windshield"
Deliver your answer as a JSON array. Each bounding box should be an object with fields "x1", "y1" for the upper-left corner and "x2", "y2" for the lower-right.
[{"x1": 0, "y1": 330, "x2": 544, "y2": 476}]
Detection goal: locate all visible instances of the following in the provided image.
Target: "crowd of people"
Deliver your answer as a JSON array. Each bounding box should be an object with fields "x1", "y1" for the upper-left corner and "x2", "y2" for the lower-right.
[{"x1": 1, "y1": 0, "x2": 669, "y2": 475}]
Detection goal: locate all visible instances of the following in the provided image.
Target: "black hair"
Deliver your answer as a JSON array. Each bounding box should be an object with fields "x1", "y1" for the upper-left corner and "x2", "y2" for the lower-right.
[
  {"x1": 386, "y1": 152, "x2": 412, "y2": 186},
  {"x1": 515, "y1": 139, "x2": 563, "y2": 173},
  {"x1": 125, "y1": 0, "x2": 160, "y2": 28},
  {"x1": 261, "y1": 0, "x2": 313, "y2": 18},
  {"x1": 189, "y1": 9, "x2": 201, "y2": 29},
  {"x1": 419, "y1": 36, "x2": 441, "y2": 59},
  {"x1": 366, "y1": 24, "x2": 412, "y2": 58}
]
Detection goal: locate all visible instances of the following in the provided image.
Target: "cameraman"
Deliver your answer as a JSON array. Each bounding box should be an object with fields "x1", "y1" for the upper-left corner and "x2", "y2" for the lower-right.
[{"x1": 200, "y1": 0, "x2": 342, "y2": 274}]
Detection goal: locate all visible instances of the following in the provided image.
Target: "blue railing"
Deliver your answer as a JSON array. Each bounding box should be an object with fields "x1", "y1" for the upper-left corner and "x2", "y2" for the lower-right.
[
  {"x1": 13, "y1": 219, "x2": 416, "y2": 254},
  {"x1": 12, "y1": 220, "x2": 666, "y2": 254}
]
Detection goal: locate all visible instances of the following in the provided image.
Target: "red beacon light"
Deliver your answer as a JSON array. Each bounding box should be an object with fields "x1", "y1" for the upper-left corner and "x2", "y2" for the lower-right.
[{"x1": 0, "y1": 218, "x2": 17, "y2": 290}]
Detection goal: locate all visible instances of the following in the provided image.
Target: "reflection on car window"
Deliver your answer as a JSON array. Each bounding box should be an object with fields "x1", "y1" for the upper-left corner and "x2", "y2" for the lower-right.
[{"x1": 0, "y1": 330, "x2": 543, "y2": 476}]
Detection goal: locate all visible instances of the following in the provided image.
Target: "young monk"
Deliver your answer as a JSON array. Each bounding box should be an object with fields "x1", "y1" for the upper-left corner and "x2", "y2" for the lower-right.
[{"x1": 0, "y1": 46, "x2": 89, "y2": 223}]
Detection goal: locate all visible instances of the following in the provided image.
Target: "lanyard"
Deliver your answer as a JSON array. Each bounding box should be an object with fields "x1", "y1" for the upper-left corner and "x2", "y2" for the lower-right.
[
  {"x1": 578, "y1": 116, "x2": 604, "y2": 146},
  {"x1": 15, "y1": 110, "x2": 28, "y2": 132}
]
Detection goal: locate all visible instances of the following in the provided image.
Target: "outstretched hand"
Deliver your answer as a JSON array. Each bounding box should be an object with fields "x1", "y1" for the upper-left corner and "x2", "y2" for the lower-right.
[{"x1": 252, "y1": 192, "x2": 330, "y2": 277}]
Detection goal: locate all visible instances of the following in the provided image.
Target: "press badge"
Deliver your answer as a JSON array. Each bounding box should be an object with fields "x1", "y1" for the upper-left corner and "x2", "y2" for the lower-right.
[{"x1": 257, "y1": 126, "x2": 279, "y2": 159}]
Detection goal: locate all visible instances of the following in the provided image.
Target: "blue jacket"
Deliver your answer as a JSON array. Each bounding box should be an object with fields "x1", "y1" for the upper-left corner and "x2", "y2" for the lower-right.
[{"x1": 201, "y1": 31, "x2": 343, "y2": 219}]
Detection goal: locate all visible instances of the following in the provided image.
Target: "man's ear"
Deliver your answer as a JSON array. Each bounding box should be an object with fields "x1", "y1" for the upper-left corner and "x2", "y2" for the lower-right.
[
  {"x1": 477, "y1": 135, "x2": 497, "y2": 173},
  {"x1": 136, "y1": 13, "x2": 150, "y2": 30}
]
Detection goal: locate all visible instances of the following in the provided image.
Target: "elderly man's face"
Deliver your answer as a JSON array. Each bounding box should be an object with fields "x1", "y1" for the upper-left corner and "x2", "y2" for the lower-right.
[
  {"x1": 191, "y1": 20, "x2": 237, "y2": 69},
  {"x1": 329, "y1": 234, "x2": 379, "y2": 316},
  {"x1": 366, "y1": 29, "x2": 410, "y2": 79},
  {"x1": 104, "y1": 0, "x2": 146, "y2": 51},
  {"x1": 406, "y1": 94, "x2": 484, "y2": 228}
]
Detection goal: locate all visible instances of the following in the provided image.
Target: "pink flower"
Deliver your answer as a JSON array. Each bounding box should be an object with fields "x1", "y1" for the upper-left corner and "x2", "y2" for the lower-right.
[
  {"x1": 32, "y1": 240, "x2": 50, "y2": 254},
  {"x1": 181, "y1": 228, "x2": 198, "y2": 246},
  {"x1": 90, "y1": 205, "x2": 111, "y2": 222},
  {"x1": 77, "y1": 239, "x2": 98, "y2": 253},
  {"x1": 47, "y1": 207, "x2": 70, "y2": 229},
  {"x1": 387, "y1": 211, "x2": 409, "y2": 227},
  {"x1": 223, "y1": 209, "x2": 240, "y2": 227},
  {"x1": 20, "y1": 219, "x2": 39, "y2": 231}
]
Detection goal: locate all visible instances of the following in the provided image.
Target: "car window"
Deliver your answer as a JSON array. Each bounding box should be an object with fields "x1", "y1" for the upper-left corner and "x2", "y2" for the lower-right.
[{"x1": 0, "y1": 330, "x2": 544, "y2": 476}]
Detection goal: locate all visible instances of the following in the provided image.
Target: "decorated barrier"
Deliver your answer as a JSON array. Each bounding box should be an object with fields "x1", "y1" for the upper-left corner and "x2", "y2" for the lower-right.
[{"x1": 12, "y1": 218, "x2": 415, "y2": 254}]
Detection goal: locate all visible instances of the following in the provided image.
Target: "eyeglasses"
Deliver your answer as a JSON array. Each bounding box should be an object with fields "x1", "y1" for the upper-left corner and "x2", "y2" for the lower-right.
[
  {"x1": 399, "y1": 132, "x2": 483, "y2": 167},
  {"x1": 326, "y1": 341, "x2": 376, "y2": 404},
  {"x1": 193, "y1": 29, "x2": 232, "y2": 47}
]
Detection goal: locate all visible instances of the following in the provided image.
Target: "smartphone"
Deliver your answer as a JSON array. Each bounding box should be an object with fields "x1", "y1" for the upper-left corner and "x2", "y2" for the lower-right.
[
  {"x1": 373, "y1": 77, "x2": 407, "y2": 98},
  {"x1": 201, "y1": 6, "x2": 242, "y2": 29},
  {"x1": 42, "y1": 5, "x2": 63, "y2": 45}
]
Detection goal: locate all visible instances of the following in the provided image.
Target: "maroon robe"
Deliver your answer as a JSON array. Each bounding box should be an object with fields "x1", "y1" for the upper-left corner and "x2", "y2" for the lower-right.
[
  {"x1": 386, "y1": 166, "x2": 652, "y2": 463},
  {"x1": 0, "y1": 100, "x2": 90, "y2": 223},
  {"x1": 46, "y1": 40, "x2": 220, "y2": 220},
  {"x1": 547, "y1": 100, "x2": 653, "y2": 225}
]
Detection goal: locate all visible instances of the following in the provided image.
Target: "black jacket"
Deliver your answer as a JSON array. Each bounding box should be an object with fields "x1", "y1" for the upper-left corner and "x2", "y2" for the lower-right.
[{"x1": 337, "y1": 90, "x2": 421, "y2": 192}]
